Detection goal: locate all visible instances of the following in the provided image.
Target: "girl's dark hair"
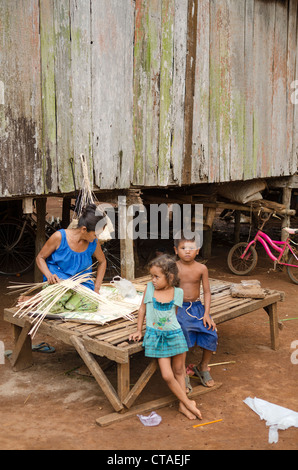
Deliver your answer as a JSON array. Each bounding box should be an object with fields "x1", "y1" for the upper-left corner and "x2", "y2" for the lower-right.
[
  {"x1": 78, "y1": 204, "x2": 106, "y2": 232},
  {"x1": 148, "y1": 254, "x2": 180, "y2": 287}
]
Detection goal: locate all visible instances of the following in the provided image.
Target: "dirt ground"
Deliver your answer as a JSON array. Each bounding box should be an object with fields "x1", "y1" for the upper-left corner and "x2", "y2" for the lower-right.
[{"x1": 0, "y1": 215, "x2": 298, "y2": 451}]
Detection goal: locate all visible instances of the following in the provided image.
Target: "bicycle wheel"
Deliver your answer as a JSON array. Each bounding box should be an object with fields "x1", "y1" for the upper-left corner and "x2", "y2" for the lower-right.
[
  {"x1": 286, "y1": 253, "x2": 298, "y2": 284},
  {"x1": 0, "y1": 221, "x2": 36, "y2": 275},
  {"x1": 227, "y1": 242, "x2": 258, "y2": 275}
]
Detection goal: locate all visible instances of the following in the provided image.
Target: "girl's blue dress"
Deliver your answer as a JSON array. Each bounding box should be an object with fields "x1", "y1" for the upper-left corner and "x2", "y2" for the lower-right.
[
  {"x1": 44, "y1": 229, "x2": 97, "y2": 290},
  {"x1": 142, "y1": 282, "x2": 188, "y2": 358}
]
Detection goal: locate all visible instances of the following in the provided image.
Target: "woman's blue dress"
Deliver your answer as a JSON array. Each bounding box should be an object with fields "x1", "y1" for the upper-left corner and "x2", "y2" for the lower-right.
[{"x1": 44, "y1": 229, "x2": 97, "y2": 290}]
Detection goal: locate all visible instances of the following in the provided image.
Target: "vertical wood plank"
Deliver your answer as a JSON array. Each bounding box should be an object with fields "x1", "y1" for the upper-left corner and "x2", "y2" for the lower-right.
[
  {"x1": 209, "y1": 0, "x2": 221, "y2": 182},
  {"x1": 11, "y1": 323, "x2": 33, "y2": 372},
  {"x1": 209, "y1": 0, "x2": 235, "y2": 182},
  {"x1": 171, "y1": 0, "x2": 188, "y2": 185},
  {"x1": 182, "y1": 0, "x2": 197, "y2": 185},
  {"x1": 70, "y1": 0, "x2": 93, "y2": 188},
  {"x1": 34, "y1": 197, "x2": 47, "y2": 283},
  {"x1": 133, "y1": 0, "x2": 146, "y2": 186},
  {"x1": 122, "y1": 359, "x2": 158, "y2": 409},
  {"x1": 271, "y1": 0, "x2": 287, "y2": 177},
  {"x1": 290, "y1": 0, "x2": 298, "y2": 176},
  {"x1": 253, "y1": 0, "x2": 275, "y2": 178},
  {"x1": 192, "y1": 0, "x2": 209, "y2": 183},
  {"x1": 117, "y1": 362, "x2": 130, "y2": 402},
  {"x1": 92, "y1": 0, "x2": 134, "y2": 190},
  {"x1": 218, "y1": 0, "x2": 231, "y2": 182},
  {"x1": 133, "y1": 0, "x2": 161, "y2": 187},
  {"x1": 286, "y1": 0, "x2": 298, "y2": 175},
  {"x1": 54, "y1": 0, "x2": 74, "y2": 193},
  {"x1": 119, "y1": 193, "x2": 135, "y2": 280},
  {"x1": 40, "y1": 0, "x2": 58, "y2": 194},
  {"x1": 158, "y1": 0, "x2": 174, "y2": 186},
  {"x1": 243, "y1": 0, "x2": 254, "y2": 180},
  {"x1": 265, "y1": 303, "x2": 279, "y2": 350},
  {"x1": 229, "y1": 0, "x2": 245, "y2": 182}
]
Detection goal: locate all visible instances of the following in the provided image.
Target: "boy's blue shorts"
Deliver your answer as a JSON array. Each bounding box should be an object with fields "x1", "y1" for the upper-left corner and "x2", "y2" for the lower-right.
[{"x1": 177, "y1": 300, "x2": 218, "y2": 351}]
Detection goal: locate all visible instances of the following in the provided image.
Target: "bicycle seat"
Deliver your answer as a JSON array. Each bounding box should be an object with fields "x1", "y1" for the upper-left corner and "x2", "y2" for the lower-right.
[{"x1": 284, "y1": 227, "x2": 298, "y2": 235}]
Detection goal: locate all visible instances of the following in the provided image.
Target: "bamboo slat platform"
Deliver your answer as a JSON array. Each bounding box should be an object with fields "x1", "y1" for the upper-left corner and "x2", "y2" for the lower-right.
[{"x1": 4, "y1": 276, "x2": 283, "y2": 426}]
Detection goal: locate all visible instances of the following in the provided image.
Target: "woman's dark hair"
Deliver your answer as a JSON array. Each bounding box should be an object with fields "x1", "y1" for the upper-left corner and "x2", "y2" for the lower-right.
[
  {"x1": 78, "y1": 204, "x2": 106, "y2": 232},
  {"x1": 148, "y1": 254, "x2": 180, "y2": 287}
]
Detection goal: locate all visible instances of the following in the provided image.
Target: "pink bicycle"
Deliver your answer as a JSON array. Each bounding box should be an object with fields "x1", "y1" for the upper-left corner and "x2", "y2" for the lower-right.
[{"x1": 227, "y1": 214, "x2": 298, "y2": 284}]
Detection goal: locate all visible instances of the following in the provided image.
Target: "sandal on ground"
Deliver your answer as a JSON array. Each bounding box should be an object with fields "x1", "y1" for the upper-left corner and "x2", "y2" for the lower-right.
[
  {"x1": 193, "y1": 366, "x2": 214, "y2": 387},
  {"x1": 185, "y1": 375, "x2": 193, "y2": 394},
  {"x1": 32, "y1": 342, "x2": 55, "y2": 353}
]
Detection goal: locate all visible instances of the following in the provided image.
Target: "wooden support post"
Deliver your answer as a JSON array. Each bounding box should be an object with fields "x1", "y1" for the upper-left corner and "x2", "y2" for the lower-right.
[
  {"x1": 122, "y1": 359, "x2": 158, "y2": 409},
  {"x1": 205, "y1": 207, "x2": 216, "y2": 228},
  {"x1": 119, "y1": 193, "x2": 135, "y2": 280},
  {"x1": 22, "y1": 197, "x2": 34, "y2": 214},
  {"x1": 34, "y1": 197, "x2": 47, "y2": 282},
  {"x1": 202, "y1": 228, "x2": 212, "y2": 259},
  {"x1": 202, "y1": 206, "x2": 216, "y2": 257},
  {"x1": 70, "y1": 335, "x2": 124, "y2": 412},
  {"x1": 117, "y1": 362, "x2": 130, "y2": 403},
  {"x1": 10, "y1": 322, "x2": 33, "y2": 371},
  {"x1": 281, "y1": 187, "x2": 292, "y2": 241},
  {"x1": 264, "y1": 303, "x2": 279, "y2": 350}
]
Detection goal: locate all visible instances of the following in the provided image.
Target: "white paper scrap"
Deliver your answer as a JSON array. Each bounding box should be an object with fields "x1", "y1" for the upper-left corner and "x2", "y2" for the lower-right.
[{"x1": 244, "y1": 397, "x2": 298, "y2": 443}]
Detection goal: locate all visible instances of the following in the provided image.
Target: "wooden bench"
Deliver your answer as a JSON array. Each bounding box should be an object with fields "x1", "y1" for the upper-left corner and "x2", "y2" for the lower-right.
[{"x1": 4, "y1": 277, "x2": 283, "y2": 426}]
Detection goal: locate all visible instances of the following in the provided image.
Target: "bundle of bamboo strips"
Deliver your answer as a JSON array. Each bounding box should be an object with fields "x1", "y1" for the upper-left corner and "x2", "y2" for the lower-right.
[
  {"x1": 74, "y1": 154, "x2": 98, "y2": 218},
  {"x1": 70, "y1": 154, "x2": 114, "y2": 243},
  {"x1": 9, "y1": 270, "x2": 136, "y2": 338}
]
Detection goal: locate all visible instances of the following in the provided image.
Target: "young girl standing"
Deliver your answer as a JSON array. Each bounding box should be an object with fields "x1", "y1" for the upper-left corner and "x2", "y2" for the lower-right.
[{"x1": 129, "y1": 254, "x2": 202, "y2": 421}]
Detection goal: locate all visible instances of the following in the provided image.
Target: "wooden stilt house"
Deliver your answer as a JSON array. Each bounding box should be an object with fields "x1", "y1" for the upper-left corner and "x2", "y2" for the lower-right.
[{"x1": 0, "y1": 0, "x2": 297, "y2": 278}]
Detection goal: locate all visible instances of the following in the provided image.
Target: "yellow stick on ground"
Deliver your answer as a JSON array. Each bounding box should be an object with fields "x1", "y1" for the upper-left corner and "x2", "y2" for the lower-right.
[
  {"x1": 209, "y1": 361, "x2": 236, "y2": 367},
  {"x1": 193, "y1": 419, "x2": 223, "y2": 428}
]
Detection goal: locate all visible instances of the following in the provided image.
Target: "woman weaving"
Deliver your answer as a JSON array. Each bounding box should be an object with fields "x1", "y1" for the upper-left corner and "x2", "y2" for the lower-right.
[{"x1": 34, "y1": 204, "x2": 107, "y2": 313}]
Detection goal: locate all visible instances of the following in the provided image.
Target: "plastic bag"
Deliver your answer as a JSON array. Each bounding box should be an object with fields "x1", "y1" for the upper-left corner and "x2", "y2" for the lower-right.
[
  {"x1": 110, "y1": 276, "x2": 137, "y2": 299},
  {"x1": 137, "y1": 411, "x2": 162, "y2": 427},
  {"x1": 244, "y1": 397, "x2": 298, "y2": 443}
]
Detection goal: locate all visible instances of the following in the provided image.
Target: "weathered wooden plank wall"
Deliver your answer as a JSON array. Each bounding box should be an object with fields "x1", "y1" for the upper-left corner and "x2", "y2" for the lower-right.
[
  {"x1": 0, "y1": 0, "x2": 297, "y2": 198},
  {"x1": 190, "y1": 0, "x2": 298, "y2": 184},
  {"x1": 0, "y1": 0, "x2": 43, "y2": 196}
]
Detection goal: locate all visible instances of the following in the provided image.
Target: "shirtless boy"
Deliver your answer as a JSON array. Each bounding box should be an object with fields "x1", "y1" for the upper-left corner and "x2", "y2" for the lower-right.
[{"x1": 174, "y1": 236, "x2": 218, "y2": 388}]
